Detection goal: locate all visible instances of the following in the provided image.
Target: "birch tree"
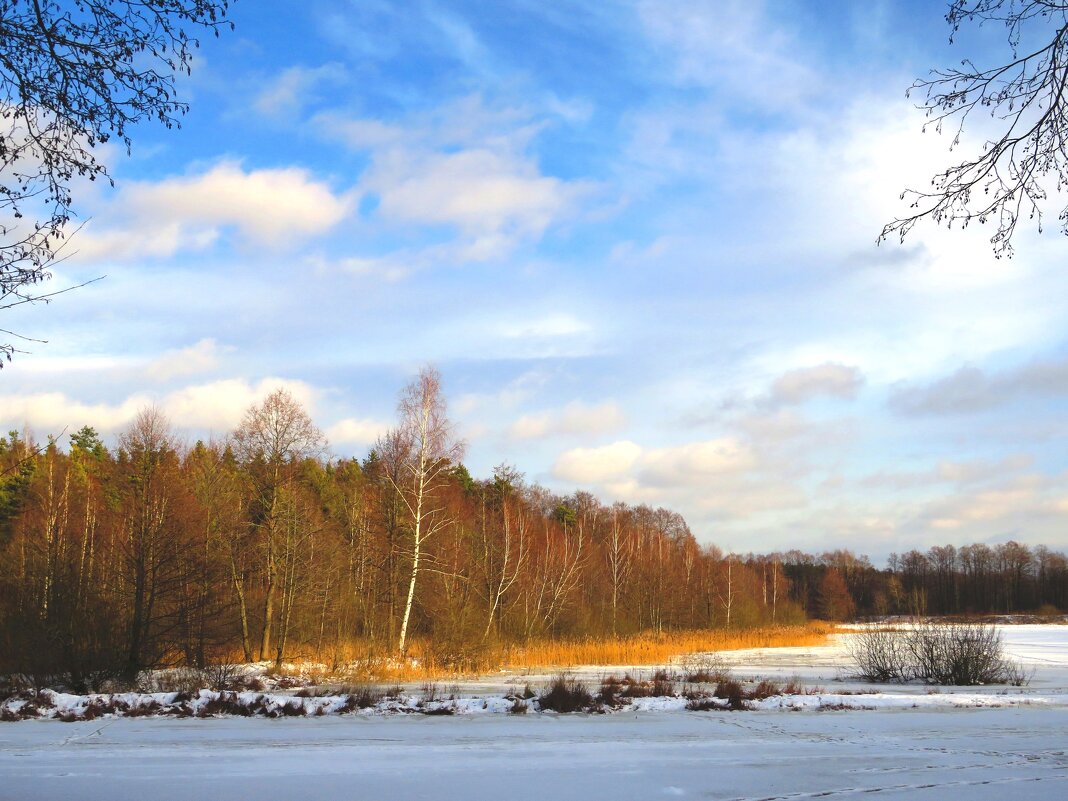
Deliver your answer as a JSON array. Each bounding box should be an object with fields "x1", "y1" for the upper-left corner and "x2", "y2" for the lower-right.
[{"x1": 383, "y1": 367, "x2": 463, "y2": 655}]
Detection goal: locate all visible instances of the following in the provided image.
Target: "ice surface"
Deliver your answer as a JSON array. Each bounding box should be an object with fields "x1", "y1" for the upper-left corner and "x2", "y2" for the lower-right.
[{"x1": 2, "y1": 708, "x2": 1067, "y2": 800}]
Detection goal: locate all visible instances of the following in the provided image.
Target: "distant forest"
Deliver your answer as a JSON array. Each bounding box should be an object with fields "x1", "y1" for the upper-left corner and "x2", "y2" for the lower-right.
[{"x1": 1, "y1": 385, "x2": 1065, "y2": 684}]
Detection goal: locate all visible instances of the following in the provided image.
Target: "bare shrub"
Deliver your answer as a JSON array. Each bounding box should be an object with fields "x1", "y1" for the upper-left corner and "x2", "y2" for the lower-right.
[
  {"x1": 747, "y1": 680, "x2": 781, "y2": 701},
  {"x1": 537, "y1": 675, "x2": 597, "y2": 713},
  {"x1": 849, "y1": 622, "x2": 1029, "y2": 686},
  {"x1": 138, "y1": 667, "x2": 206, "y2": 694},
  {"x1": 597, "y1": 671, "x2": 677, "y2": 706},
  {"x1": 848, "y1": 626, "x2": 910, "y2": 683},
  {"x1": 353, "y1": 686, "x2": 384, "y2": 709},
  {"x1": 81, "y1": 697, "x2": 127, "y2": 720},
  {"x1": 509, "y1": 698, "x2": 528, "y2": 714},
  {"x1": 713, "y1": 679, "x2": 749, "y2": 710},
  {"x1": 198, "y1": 692, "x2": 253, "y2": 718},
  {"x1": 202, "y1": 663, "x2": 244, "y2": 691},
  {"x1": 125, "y1": 699, "x2": 162, "y2": 717},
  {"x1": 277, "y1": 700, "x2": 305, "y2": 717},
  {"x1": 650, "y1": 669, "x2": 676, "y2": 697},
  {"x1": 908, "y1": 622, "x2": 1028, "y2": 686},
  {"x1": 597, "y1": 675, "x2": 624, "y2": 708},
  {"x1": 243, "y1": 676, "x2": 266, "y2": 692},
  {"x1": 419, "y1": 682, "x2": 440, "y2": 704},
  {"x1": 0, "y1": 675, "x2": 30, "y2": 701},
  {"x1": 679, "y1": 654, "x2": 732, "y2": 684},
  {"x1": 781, "y1": 678, "x2": 805, "y2": 696},
  {"x1": 684, "y1": 696, "x2": 721, "y2": 711}
]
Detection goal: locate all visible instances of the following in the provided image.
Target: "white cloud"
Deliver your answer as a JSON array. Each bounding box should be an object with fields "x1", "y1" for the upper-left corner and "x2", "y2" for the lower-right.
[
  {"x1": 498, "y1": 313, "x2": 591, "y2": 340},
  {"x1": 319, "y1": 96, "x2": 592, "y2": 261},
  {"x1": 146, "y1": 338, "x2": 228, "y2": 382},
  {"x1": 916, "y1": 472, "x2": 1068, "y2": 534},
  {"x1": 637, "y1": 0, "x2": 819, "y2": 110},
  {"x1": 75, "y1": 161, "x2": 353, "y2": 261},
  {"x1": 327, "y1": 417, "x2": 391, "y2": 447},
  {"x1": 553, "y1": 440, "x2": 643, "y2": 484},
  {"x1": 160, "y1": 377, "x2": 317, "y2": 432},
  {"x1": 364, "y1": 148, "x2": 580, "y2": 257},
  {"x1": 554, "y1": 436, "x2": 757, "y2": 490},
  {"x1": 0, "y1": 391, "x2": 152, "y2": 435},
  {"x1": 254, "y1": 63, "x2": 347, "y2": 117},
  {"x1": 638, "y1": 438, "x2": 758, "y2": 487},
  {"x1": 509, "y1": 400, "x2": 626, "y2": 440},
  {"x1": 769, "y1": 363, "x2": 864, "y2": 406},
  {"x1": 0, "y1": 377, "x2": 317, "y2": 439},
  {"x1": 453, "y1": 370, "x2": 551, "y2": 416}
]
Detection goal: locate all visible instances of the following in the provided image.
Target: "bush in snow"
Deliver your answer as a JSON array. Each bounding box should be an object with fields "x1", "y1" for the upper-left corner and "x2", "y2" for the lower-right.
[
  {"x1": 537, "y1": 675, "x2": 597, "y2": 713},
  {"x1": 849, "y1": 622, "x2": 1029, "y2": 686},
  {"x1": 847, "y1": 626, "x2": 911, "y2": 683}
]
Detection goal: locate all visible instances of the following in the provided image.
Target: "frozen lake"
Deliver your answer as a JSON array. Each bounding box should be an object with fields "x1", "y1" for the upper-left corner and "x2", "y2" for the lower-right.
[
  {"x1": 3, "y1": 707, "x2": 1066, "y2": 800},
  {"x1": 2, "y1": 624, "x2": 1067, "y2": 801}
]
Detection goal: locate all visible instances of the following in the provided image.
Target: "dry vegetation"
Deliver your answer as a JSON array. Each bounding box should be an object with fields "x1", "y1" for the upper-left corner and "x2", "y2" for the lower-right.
[
  {"x1": 847, "y1": 622, "x2": 1030, "y2": 686},
  {"x1": 496, "y1": 624, "x2": 832, "y2": 672},
  {"x1": 288, "y1": 623, "x2": 834, "y2": 682}
]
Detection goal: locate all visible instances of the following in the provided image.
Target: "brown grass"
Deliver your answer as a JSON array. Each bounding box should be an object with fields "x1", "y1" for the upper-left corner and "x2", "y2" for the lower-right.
[
  {"x1": 207, "y1": 624, "x2": 833, "y2": 684},
  {"x1": 324, "y1": 624, "x2": 833, "y2": 682},
  {"x1": 497, "y1": 624, "x2": 833, "y2": 672}
]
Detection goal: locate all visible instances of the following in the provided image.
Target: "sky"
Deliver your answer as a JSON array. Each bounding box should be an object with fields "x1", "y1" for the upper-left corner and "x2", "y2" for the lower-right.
[{"x1": 3, "y1": 0, "x2": 1068, "y2": 560}]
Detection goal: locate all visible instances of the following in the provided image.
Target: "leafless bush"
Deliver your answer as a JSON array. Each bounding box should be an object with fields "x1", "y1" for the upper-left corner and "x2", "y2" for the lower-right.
[
  {"x1": 262, "y1": 699, "x2": 306, "y2": 718},
  {"x1": 909, "y1": 622, "x2": 1030, "y2": 686},
  {"x1": 137, "y1": 667, "x2": 206, "y2": 694},
  {"x1": 649, "y1": 669, "x2": 676, "y2": 697},
  {"x1": 596, "y1": 671, "x2": 677, "y2": 707},
  {"x1": 81, "y1": 696, "x2": 128, "y2": 720},
  {"x1": 509, "y1": 698, "x2": 528, "y2": 714},
  {"x1": 0, "y1": 675, "x2": 30, "y2": 701},
  {"x1": 202, "y1": 663, "x2": 244, "y2": 691},
  {"x1": 781, "y1": 678, "x2": 806, "y2": 695},
  {"x1": 597, "y1": 675, "x2": 624, "y2": 708},
  {"x1": 198, "y1": 692, "x2": 253, "y2": 718},
  {"x1": 847, "y1": 626, "x2": 911, "y2": 683},
  {"x1": 712, "y1": 679, "x2": 749, "y2": 710},
  {"x1": 848, "y1": 622, "x2": 1029, "y2": 686},
  {"x1": 125, "y1": 699, "x2": 163, "y2": 717},
  {"x1": 537, "y1": 675, "x2": 597, "y2": 713},
  {"x1": 747, "y1": 680, "x2": 781, "y2": 701},
  {"x1": 684, "y1": 696, "x2": 721, "y2": 711},
  {"x1": 679, "y1": 654, "x2": 732, "y2": 684}
]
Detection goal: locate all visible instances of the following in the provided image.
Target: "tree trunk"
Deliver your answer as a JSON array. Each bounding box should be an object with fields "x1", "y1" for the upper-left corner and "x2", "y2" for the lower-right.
[{"x1": 398, "y1": 535, "x2": 420, "y2": 655}]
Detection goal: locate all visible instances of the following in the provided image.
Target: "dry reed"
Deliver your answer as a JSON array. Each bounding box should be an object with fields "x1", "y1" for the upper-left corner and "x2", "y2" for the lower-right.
[{"x1": 209, "y1": 624, "x2": 833, "y2": 683}]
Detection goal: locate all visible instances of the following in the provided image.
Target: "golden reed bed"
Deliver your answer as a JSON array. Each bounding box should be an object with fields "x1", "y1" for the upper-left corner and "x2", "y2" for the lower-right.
[{"x1": 289, "y1": 624, "x2": 835, "y2": 682}]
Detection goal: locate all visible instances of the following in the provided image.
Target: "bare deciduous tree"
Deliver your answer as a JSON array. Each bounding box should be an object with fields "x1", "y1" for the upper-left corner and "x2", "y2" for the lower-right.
[
  {"x1": 232, "y1": 388, "x2": 325, "y2": 661},
  {"x1": 882, "y1": 1, "x2": 1068, "y2": 257},
  {"x1": 381, "y1": 367, "x2": 464, "y2": 655},
  {"x1": 0, "y1": 0, "x2": 235, "y2": 364}
]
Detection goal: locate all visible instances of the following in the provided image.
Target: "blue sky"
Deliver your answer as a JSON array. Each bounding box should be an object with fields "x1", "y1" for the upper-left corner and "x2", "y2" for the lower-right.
[{"x1": 4, "y1": 0, "x2": 1068, "y2": 559}]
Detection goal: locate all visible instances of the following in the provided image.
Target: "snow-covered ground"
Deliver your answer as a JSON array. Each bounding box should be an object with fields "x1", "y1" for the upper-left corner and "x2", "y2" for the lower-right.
[{"x1": 2, "y1": 624, "x2": 1067, "y2": 800}]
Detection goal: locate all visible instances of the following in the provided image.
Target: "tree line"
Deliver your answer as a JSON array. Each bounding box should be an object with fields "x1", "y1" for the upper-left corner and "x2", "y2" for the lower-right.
[
  {"x1": 1, "y1": 369, "x2": 1063, "y2": 687},
  {"x1": 771, "y1": 544, "x2": 1068, "y2": 620},
  {"x1": 0, "y1": 369, "x2": 804, "y2": 687}
]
